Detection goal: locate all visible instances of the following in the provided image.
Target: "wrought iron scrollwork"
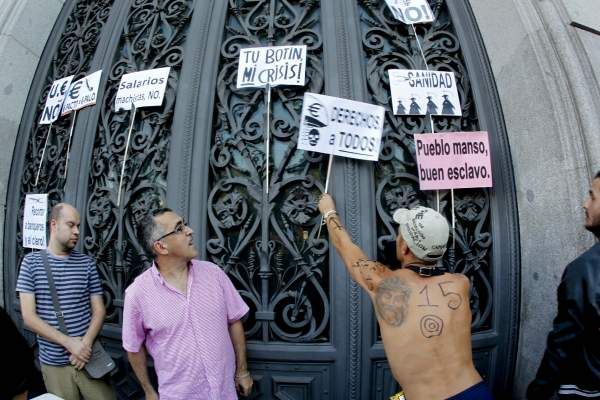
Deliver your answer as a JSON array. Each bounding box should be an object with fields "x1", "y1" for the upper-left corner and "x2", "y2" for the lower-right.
[
  {"x1": 207, "y1": 0, "x2": 330, "y2": 342},
  {"x1": 358, "y1": 0, "x2": 492, "y2": 331},
  {"x1": 15, "y1": 0, "x2": 115, "y2": 268},
  {"x1": 84, "y1": 0, "x2": 195, "y2": 326}
]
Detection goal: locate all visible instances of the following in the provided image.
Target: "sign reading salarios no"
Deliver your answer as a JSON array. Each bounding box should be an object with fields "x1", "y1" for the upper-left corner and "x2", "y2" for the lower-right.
[{"x1": 114, "y1": 67, "x2": 170, "y2": 111}]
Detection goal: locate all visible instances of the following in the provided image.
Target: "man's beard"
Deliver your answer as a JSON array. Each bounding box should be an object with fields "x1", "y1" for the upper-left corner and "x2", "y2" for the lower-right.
[{"x1": 585, "y1": 224, "x2": 600, "y2": 239}]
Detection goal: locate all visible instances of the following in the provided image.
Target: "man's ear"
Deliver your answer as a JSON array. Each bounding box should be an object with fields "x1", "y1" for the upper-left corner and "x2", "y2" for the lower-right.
[
  {"x1": 153, "y1": 241, "x2": 169, "y2": 256},
  {"x1": 398, "y1": 240, "x2": 411, "y2": 257}
]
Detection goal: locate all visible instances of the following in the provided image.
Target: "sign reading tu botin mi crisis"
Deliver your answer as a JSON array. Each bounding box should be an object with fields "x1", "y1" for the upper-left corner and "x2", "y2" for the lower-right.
[
  {"x1": 388, "y1": 69, "x2": 461, "y2": 117},
  {"x1": 23, "y1": 193, "x2": 48, "y2": 249},
  {"x1": 61, "y1": 70, "x2": 103, "y2": 116},
  {"x1": 237, "y1": 45, "x2": 307, "y2": 89},
  {"x1": 298, "y1": 93, "x2": 385, "y2": 162},
  {"x1": 384, "y1": 0, "x2": 434, "y2": 25},
  {"x1": 114, "y1": 67, "x2": 170, "y2": 111},
  {"x1": 415, "y1": 131, "x2": 493, "y2": 190}
]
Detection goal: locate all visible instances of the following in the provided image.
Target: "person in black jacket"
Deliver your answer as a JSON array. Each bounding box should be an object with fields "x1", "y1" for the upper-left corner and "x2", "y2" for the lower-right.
[
  {"x1": 0, "y1": 305, "x2": 37, "y2": 400},
  {"x1": 527, "y1": 170, "x2": 600, "y2": 399}
]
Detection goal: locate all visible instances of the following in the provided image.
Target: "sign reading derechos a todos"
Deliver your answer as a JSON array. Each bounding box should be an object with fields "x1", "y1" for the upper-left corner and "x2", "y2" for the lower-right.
[
  {"x1": 237, "y1": 45, "x2": 307, "y2": 88},
  {"x1": 61, "y1": 70, "x2": 103, "y2": 116},
  {"x1": 23, "y1": 194, "x2": 48, "y2": 249},
  {"x1": 114, "y1": 67, "x2": 170, "y2": 111},
  {"x1": 415, "y1": 131, "x2": 492, "y2": 190},
  {"x1": 298, "y1": 93, "x2": 385, "y2": 162}
]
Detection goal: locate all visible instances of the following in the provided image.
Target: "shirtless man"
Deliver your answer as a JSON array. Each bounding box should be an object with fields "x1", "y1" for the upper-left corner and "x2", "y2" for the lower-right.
[{"x1": 319, "y1": 194, "x2": 492, "y2": 400}]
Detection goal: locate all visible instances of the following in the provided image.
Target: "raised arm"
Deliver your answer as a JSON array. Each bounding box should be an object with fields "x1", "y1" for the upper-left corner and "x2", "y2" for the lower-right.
[{"x1": 318, "y1": 194, "x2": 387, "y2": 294}]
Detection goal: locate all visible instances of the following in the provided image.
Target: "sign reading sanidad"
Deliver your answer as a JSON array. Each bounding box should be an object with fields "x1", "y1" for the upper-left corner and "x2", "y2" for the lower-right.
[
  {"x1": 298, "y1": 93, "x2": 385, "y2": 162},
  {"x1": 114, "y1": 67, "x2": 170, "y2": 111},
  {"x1": 388, "y1": 69, "x2": 461, "y2": 117}
]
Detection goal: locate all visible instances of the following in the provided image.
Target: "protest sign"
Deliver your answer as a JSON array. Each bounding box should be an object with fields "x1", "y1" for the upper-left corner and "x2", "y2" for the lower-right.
[
  {"x1": 114, "y1": 67, "x2": 170, "y2": 111},
  {"x1": 388, "y1": 69, "x2": 461, "y2": 117},
  {"x1": 39, "y1": 76, "x2": 74, "y2": 124},
  {"x1": 384, "y1": 0, "x2": 434, "y2": 25},
  {"x1": 415, "y1": 131, "x2": 492, "y2": 190},
  {"x1": 61, "y1": 70, "x2": 103, "y2": 115},
  {"x1": 298, "y1": 93, "x2": 385, "y2": 162},
  {"x1": 23, "y1": 194, "x2": 48, "y2": 249},
  {"x1": 237, "y1": 45, "x2": 307, "y2": 89}
]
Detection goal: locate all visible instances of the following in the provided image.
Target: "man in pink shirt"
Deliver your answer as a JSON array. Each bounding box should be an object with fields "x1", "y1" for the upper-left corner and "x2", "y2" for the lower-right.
[{"x1": 122, "y1": 208, "x2": 253, "y2": 399}]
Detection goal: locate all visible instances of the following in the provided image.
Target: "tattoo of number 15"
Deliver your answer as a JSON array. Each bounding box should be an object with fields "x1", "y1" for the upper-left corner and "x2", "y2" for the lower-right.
[{"x1": 418, "y1": 281, "x2": 462, "y2": 310}]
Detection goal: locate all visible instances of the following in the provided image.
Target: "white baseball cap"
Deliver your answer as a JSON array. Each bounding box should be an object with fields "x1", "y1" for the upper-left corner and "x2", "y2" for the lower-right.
[{"x1": 392, "y1": 206, "x2": 450, "y2": 262}]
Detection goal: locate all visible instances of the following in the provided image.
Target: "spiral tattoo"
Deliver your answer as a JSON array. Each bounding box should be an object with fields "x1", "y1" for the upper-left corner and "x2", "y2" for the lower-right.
[{"x1": 420, "y1": 315, "x2": 444, "y2": 338}]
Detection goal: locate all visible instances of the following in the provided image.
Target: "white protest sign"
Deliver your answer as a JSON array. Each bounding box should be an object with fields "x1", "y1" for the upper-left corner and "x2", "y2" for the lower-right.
[
  {"x1": 61, "y1": 70, "x2": 103, "y2": 116},
  {"x1": 298, "y1": 93, "x2": 385, "y2": 161},
  {"x1": 114, "y1": 67, "x2": 170, "y2": 111},
  {"x1": 388, "y1": 69, "x2": 461, "y2": 117},
  {"x1": 39, "y1": 76, "x2": 74, "y2": 125},
  {"x1": 23, "y1": 194, "x2": 48, "y2": 249},
  {"x1": 237, "y1": 45, "x2": 307, "y2": 89},
  {"x1": 384, "y1": 0, "x2": 434, "y2": 25}
]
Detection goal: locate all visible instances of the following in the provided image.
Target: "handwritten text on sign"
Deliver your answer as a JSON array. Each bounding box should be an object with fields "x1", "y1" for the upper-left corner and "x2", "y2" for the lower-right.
[
  {"x1": 415, "y1": 131, "x2": 492, "y2": 190},
  {"x1": 39, "y1": 76, "x2": 74, "y2": 125},
  {"x1": 114, "y1": 67, "x2": 170, "y2": 111},
  {"x1": 237, "y1": 45, "x2": 306, "y2": 89},
  {"x1": 61, "y1": 70, "x2": 103, "y2": 115},
  {"x1": 384, "y1": 0, "x2": 434, "y2": 25},
  {"x1": 389, "y1": 69, "x2": 461, "y2": 117},
  {"x1": 23, "y1": 194, "x2": 48, "y2": 249},
  {"x1": 298, "y1": 93, "x2": 385, "y2": 162}
]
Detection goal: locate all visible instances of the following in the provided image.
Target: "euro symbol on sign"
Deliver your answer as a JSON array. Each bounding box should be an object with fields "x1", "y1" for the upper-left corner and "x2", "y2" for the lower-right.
[{"x1": 305, "y1": 102, "x2": 328, "y2": 128}]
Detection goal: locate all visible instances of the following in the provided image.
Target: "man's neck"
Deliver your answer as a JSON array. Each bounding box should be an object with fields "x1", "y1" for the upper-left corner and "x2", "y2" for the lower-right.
[
  {"x1": 155, "y1": 257, "x2": 190, "y2": 279},
  {"x1": 47, "y1": 240, "x2": 70, "y2": 257}
]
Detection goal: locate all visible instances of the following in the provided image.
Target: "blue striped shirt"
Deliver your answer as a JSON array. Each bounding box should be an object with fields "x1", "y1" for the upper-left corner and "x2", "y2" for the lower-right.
[{"x1": 16, "y1": 250, "x2": 103, "y2": 365}]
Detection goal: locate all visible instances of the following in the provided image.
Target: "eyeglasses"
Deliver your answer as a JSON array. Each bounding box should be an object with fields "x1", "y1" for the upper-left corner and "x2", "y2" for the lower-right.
[{"x1": 154, "y1": 219, "x2": 187, "y2": 242}]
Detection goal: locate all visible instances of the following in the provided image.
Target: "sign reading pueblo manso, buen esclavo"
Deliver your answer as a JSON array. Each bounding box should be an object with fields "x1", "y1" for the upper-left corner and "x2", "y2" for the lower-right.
[
  {"x1": 298, "y1": 93, "x2": 385, "y2": 162},
  {"x1": 388, "y1": 69, "x2": 462, "y2": 117},
  {"x1": 237, "y1": 45, "x2": 307, "y2": 88}
]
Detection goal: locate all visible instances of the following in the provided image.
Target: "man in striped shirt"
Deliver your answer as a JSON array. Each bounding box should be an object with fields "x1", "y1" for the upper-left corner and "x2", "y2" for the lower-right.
[
  {"x1": 122, "y1": 207, "x2": 253, "y2": 400},
  {"x1": 16, "y1": 203, "x2": 115, "y2": 400}
]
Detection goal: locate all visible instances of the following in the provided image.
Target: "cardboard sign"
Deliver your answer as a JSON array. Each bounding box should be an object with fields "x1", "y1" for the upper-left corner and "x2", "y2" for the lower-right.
[
  {"x1": 388, "y1": 69, "x2": 461, "y2": 117},
  {"x1": 61, "y1": 70, "x2": 103, "y2": 115},
  {"x1": 385, "y1": 0, "x2": 434, "y2": 25},
  {"x1": 39, "y1": 76, "x2": 74, "y2": 124},
  {"x1": 23, "y1": 194, "x2": 48, "y2": 249},
  {"x1": 237, "y1": 45, "x2": 307, "y2": 89},
  {"x1": 114, "y1": 67, "x2": 170, "y2": 111},
  {"x1": 415, "y1": 131, "x2": 492, "y2": 190},
  {"x1": 298, "y1": 93, "x2": 385, "y2": 161}
]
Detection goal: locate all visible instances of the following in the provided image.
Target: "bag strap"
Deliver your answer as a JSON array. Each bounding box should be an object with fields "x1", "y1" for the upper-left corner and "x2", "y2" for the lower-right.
[{"x1": 41, "y1": 250, "x2": 68, "y2": 334}]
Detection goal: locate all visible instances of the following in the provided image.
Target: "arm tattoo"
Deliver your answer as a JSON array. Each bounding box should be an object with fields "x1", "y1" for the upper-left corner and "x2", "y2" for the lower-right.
[
  {"x1": 374, "y1": 276, "x2": 411, "y2": 327},
  {"x1": 327, "y1": 214, "x2": 344, "y2": 231},
  {"x1": 352, "y1": 259, "x2": 385, "y2": 290},
  {"x1": 420, "y1": 315, "x2": 444, "y2": 338}
]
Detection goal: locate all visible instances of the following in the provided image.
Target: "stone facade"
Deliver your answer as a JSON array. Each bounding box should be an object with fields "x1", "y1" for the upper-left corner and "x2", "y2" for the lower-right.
[{"x1": 1, "y1": 1, "x2": 598, "y2": 397}]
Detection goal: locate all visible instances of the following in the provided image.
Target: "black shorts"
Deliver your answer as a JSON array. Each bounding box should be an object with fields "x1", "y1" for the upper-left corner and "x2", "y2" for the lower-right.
[{"x1": 446, "y1": 381, "x2": 493, "y2": 400}]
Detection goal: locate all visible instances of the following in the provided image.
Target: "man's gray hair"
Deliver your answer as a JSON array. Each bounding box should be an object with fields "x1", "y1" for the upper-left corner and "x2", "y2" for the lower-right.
[{"x1": 139, "y1": 208, "x2": 172, "y2": 256}]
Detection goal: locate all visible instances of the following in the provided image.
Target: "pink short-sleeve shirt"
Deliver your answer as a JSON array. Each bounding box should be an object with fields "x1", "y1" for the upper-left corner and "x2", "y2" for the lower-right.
[{"x1": 122, "y1": 260, "x2": 249, "y2": 400}]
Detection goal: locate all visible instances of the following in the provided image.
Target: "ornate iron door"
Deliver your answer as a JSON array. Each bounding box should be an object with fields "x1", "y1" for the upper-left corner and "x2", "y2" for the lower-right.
[{"x1": 4, "y1": 1, "x2": 518, "y2": 399}]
